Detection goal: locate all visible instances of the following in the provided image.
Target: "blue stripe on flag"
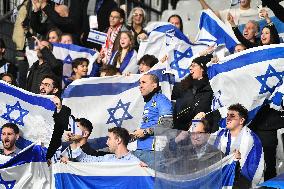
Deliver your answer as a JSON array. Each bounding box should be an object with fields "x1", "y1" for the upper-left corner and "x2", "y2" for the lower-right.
[
  {"x1": 89, "y1": 30, "x2": 107, "y2": 37},
  {"x1": 241, "y1": 132, "x2": 262, "y2": 182},
  {"x1": 208, "y1": 46, "x2": 284, "y2": 79},
  {"x1": 63, "y1": 69, "x2": 173, "y2": 98},
  {"x1": 63, "y1": 82, "x2": 138, "y2": 98},
  {"x1": 54, "y1": 174, "x2": 155, "y2": 189},
  {"x1": 0, "y1": 82, "x2": 55, "y2": 111},
  {"x1": 199, "y1": 11, "x2": 237, "y2": 53},
  {"x1": 87, "y1": 38, "x2": 105, "y2": 45},
  {"x1": 52, "y1": 43, "x2": 97, "y2": 56},
  {"x1": 152, "y1": 24, "x2": 193, "y2": 45},
  {"x1": 0, "y1": 144, "x2": 47, "y2": 169}
]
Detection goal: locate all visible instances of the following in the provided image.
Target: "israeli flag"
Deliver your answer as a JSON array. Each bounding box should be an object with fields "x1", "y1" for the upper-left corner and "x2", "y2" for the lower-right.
[
  {"x1": 52, "y1": 162, "x2": 155, "y2": 189},
  {"x1": 0, "y1": 81, "x2": 55, "y2": 148},
  {"x1": 0, "y1": 142, "x2": 50, "y2": 189},
  {"x1": 52, "y1": 43, "x2": 99, "y2": 86},
  {"x1": 62, "y1": 63, "x2": 173, "y2": 140},
  {"x1": 269, "y1": 83, "x2": 284, "y2": 111},
  {"x1": 138, "y1": 23, "x2": 208, "y2": 81},
  {"x1": 195, "y1": 9, "x2": 239, "y2": 54},
  {"x1": 87, "y1": 29, "x2": 107, "y2": 45},
  {"x1": 156, "y1": 154, "x2": 237, "y2": 189},
  {"x1": 52, "y1": 155, "x2": 236, "y2": 188},
  {"x1": 211, "y1": 126, "x2": 264, "y2": 186},
  {"x1": 208, "y1": 44, "x2": 284, "y2": 122},
  {"x1": 0, "y1": 63, "x2": 8, "y2": 74}
]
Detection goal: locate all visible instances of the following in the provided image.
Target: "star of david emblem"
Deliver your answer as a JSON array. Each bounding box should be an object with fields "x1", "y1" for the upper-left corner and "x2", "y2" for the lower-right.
[
  {"x1": 63, "y1": 54, "x2": 73, "y2": 64},
  {"x1": 170, "y1": 48, "x2": 193, "y2": 78},
  {"x1": 256, "y1": 64, "x2": 284, "y2": 94},
  {"x1": 1, "y1": 101, "x2": 29, "y2": 127},
  {"x1": 0, "y1": 174, "x2": 16, "y2": 189},
  {"x1": 212, "y1": 90, "x2": 223, "y2": 111},
  {"x1": 106, "y1": 99, "x2": 133, "y2": 127}
]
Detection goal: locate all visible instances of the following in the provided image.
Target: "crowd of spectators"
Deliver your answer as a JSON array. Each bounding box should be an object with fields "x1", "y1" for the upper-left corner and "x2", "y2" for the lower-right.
[{"x1": 1, "y1": 0, "x2": 284, "y2": 188}]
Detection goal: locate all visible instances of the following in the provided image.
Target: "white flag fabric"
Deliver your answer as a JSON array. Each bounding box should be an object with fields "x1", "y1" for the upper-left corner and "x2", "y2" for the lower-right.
[
  {"x1": 195, "y1": 9, "x2": 239, "y2": 54},
  {"x1": 52, "y1": 162, "x2": 155, "y2": 189},
  {"x1": 138, "y1": 23, "x2": 208, "y2": 81},
  {"x1": 208, "y1": 44, "x2": 284, "y2": 122},
  {"x1": 0, "y1": 143, "x2": 50, "y2": 189},
  {"x1": 0, "y1": 63, "x2": 9, "y2": 74},
  {"x1": 269, "y1": 79, "x2": 284, "y2": 111},
  {"x1": 0, "y1": 81, "x2": 55, "y2": 148},
  {"x1": 62, "y1": 63, "x2": 173, "y2": 140},
  {"x1": 52, "y1": 43, "x2": 99, "y2": 85},
  {"x1": 52, "y1": 154, "x2": 237, "y2": 189}
]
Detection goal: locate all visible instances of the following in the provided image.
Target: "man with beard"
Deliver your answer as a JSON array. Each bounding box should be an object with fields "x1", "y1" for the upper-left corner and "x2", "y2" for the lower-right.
[
  {"x1": 38, "y1": 74, "x2": 71, "y2": 165},
  {"x1": 26, "y1": 40, "x2": 62, "y2": 94},
  {"x1": 0, "y1": 123, "x2": 21, "y2": 157}
]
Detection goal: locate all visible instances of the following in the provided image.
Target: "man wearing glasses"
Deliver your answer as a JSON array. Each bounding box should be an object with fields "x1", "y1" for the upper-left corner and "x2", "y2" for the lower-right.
[
  {"x1": 99, "y1": 8, "x2": 130, "y2": 64},
  {"x1": 38, "y1": 74, "x2": 72, "y2": 165}
]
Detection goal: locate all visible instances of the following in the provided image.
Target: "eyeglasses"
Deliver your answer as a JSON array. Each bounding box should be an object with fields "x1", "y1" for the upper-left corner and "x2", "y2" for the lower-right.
[{"x1": 133, "y1": 13, "x2": 143, "y2": 17}]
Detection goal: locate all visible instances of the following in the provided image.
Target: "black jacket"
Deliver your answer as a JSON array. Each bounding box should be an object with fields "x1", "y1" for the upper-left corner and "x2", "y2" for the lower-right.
[
  {"x1": 232, "y1": 26, "x2": 259, "y2": 49},
  {"x1": 249, "y1": 105, "x2": 284, "y2": 147},
  {"x1": 26, "y1": 47, "x2": 62, "y2": 94},
  {"x1": 172, "y1": 78, "x2": 213, "y2": 130},
  {"x1": 262, "y1": 0, "x2": 284, "y2": 22},
  {"x1": 46, "y1": 105, "x2": 71, "y2": 160}
]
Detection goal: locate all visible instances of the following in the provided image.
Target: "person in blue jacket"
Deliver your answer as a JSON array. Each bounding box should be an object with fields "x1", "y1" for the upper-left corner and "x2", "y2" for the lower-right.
[{"x1": 132, "y1": 73, "x2": 173, "y2": 167}]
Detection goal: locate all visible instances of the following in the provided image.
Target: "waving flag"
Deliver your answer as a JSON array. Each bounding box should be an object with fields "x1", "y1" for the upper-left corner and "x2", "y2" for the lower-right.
[
  {"x1": 208, "y1": 44, "x2": 284, "y2": 122},
  {"x1": 0, "y1": 63, "x2": 9, "y2": 74},
  {"x1": 0, "y1": 81, "x2": 55, "y2": 148},
  {"x1": 0, "y1": 143, "x2": 50, "y2": 189},
  {"x1": 52, "y1": 162, "x2": 154, "y2": 189},
  {"x1": 195, "y1": 9, "x2": 239, "y2": 53},
  {"x1": 62, "y1": 63, "x2": 173, "y2": 140},
  {"x1": 138, "y1": 23, "x2": 207, "y2": 81},
  {"x1": 211, "y1": 126, "x2": 264, "y2": 186},
  {"x1": 52, "y1": 43, "x2": 99, "y2": 85},
  {"x1": 269, "y1": 79, "x2": 284, "y2": 111}
]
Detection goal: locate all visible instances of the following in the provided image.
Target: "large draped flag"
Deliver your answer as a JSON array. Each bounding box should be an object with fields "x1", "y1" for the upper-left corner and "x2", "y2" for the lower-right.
[
  {"x1": 52, "y1": 162, "x2": 155, "y2": 189},
  {"x1": 208, "y1": 44, "x2": 284, "y2": 122},
  {"x1": 52, "y1": 154, "x2": 237, "y2": 189},
  {"x1": 62, "y1": 63, "x2": 174, "y2": 140},
  {"x1": 195, "y1": 9, "x2": 239, "y2": 54},
  {"x1": 0, "y1": 143, "x2": 50, "y2": 189},
  {"x1": 0, "y1": 81, "x2": 55, "y2": 148},
  {"x1": 211, "y1": 126, "x2": 264, "y2": 186},
  {"x1": 52, "y1": 43, "x2": 99, "y2": 85}
]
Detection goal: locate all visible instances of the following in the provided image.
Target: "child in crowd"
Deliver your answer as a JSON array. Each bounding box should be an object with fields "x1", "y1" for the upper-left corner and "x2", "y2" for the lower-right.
[
  {"x1": 108, "y1": 31, "x2": 138, "y2": 74},
  {"x1": 65, "y1": 58, "x2": 89, "y2": 87}
]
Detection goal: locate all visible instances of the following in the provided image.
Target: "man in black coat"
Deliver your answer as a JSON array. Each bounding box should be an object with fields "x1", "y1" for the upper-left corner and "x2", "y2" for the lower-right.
[
  {"x1": 26, "y1": 40, "x2": 62, "y2": 94},
  {"x1": 249, "y1": 105, "x2": 284, "y2": 181},
  {"x1": 38, "y1": 74, "x2": 72, "y2": 164}
]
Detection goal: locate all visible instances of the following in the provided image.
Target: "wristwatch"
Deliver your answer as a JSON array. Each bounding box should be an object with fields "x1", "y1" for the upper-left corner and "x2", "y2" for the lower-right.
[{"x1": 143, "y1": 129, "x2": 148, "y2": 136}]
